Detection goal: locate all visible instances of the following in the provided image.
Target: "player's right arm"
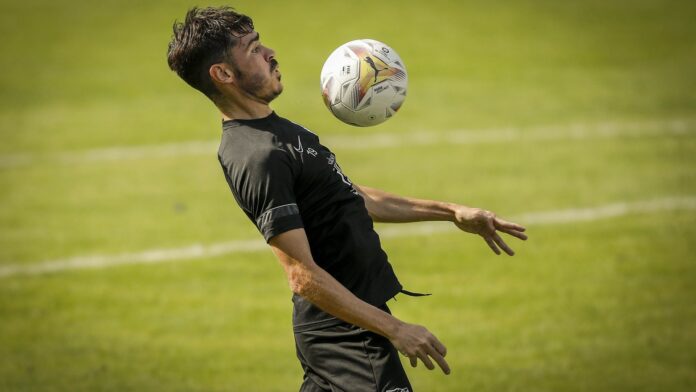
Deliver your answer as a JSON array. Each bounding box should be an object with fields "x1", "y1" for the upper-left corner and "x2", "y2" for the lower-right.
[{"x1": 269, "y1": 228, "x2": 451, "y2": 375}]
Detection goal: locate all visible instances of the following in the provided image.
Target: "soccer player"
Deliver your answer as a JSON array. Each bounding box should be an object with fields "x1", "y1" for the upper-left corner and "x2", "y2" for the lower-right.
[{"x1": 167, "y1": 7, "x2": 527, "y2": 391}]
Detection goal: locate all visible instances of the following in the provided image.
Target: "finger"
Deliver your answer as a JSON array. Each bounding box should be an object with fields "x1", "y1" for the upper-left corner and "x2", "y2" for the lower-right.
[
  {"x1": 417, "y1": 351, "x2": 435, "y2": 370},
  {"x1": 409, "y1": 356, "x2": 417, "y2": 368},
  {"x1": 495, "y1": 218, "x2": 526, "y2": 232},
  {"x1": 493, "y1": 232, "x2": 514, "y2": 256},
  {"x1": 430, "y1": 336, "x2": 447, "y2": 357},
  {"x1": 426, "y1": 347, "x2": 451, "y2": 375},
  {"x1": 484, "y1": 236, "x2": 501, "y2": 255},
  {"x1": 498, "y1": 226, "x2": 528, "y2": 241}
]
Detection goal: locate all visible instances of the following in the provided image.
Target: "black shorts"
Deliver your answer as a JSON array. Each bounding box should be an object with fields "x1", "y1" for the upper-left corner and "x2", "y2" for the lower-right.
[{"x1": 293, "y1": 305, "x2": 413, "y2": 392}]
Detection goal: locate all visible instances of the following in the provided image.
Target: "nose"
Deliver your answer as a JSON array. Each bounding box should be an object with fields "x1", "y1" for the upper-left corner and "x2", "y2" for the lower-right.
[{"x1": 265, "y1": 46, "x2": 276, "y2": 62}]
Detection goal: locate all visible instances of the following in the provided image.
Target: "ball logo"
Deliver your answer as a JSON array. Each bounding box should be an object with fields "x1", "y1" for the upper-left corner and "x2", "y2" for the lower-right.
[{"x1": 348, "y1": 44, "x2": 405, "y2": 104}]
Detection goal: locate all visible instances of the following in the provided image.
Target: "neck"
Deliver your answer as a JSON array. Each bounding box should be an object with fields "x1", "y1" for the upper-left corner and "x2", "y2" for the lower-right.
[{"x1": 216, "y1": 95, "x2": 273, "y2": 121}]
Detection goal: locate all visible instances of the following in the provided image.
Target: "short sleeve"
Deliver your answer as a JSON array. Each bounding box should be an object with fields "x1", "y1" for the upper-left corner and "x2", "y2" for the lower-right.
[{"x1": 220, "y1": 147, "x2": 304, "y2": 242}]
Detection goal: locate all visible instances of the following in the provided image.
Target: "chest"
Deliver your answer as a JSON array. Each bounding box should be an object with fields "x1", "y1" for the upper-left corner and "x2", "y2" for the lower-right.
[{"x1": 287, "y1": 133, "x2": 358, "y2": 196}]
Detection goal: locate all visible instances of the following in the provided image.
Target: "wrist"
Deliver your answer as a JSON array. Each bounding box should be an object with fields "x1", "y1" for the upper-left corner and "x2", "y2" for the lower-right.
[
  {"x1": 446, "y1": 202, "x2": 466, "y2": 222},
  {"x1": 382, "y1": 316, "x2": 405, "y2": 340}
]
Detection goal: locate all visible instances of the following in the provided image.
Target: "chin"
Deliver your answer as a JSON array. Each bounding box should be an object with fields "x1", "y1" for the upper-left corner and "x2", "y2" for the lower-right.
[
  {"x1": 272, "y1": 80, "x2": 284, "y2": 96},
  {"x1": 263, "y1": 86, "x2": 283, "y2": 103}
]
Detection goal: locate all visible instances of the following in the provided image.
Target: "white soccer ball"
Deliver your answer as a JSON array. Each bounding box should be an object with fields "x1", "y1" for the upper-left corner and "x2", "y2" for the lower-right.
[{"x1": 320, "y1": 39, "x2": 408, "y2": 127}]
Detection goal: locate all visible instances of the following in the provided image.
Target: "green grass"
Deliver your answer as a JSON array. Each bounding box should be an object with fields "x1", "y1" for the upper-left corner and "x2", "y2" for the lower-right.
[
  {"x1": 1, "y1": 0, "x2": 696, "y2": 391},
  {"x1": 1, "y1": 213, "x2": 694, "y2": 391}
]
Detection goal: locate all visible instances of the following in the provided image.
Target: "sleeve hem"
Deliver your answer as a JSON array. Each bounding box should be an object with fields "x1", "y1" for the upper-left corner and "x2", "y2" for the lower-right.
[{"x1": 262, "y1": 215, "x2": 304, "y2": 243}]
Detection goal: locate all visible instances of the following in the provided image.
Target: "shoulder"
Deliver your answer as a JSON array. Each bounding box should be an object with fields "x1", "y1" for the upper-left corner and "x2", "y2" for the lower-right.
[
  {"x1": 217, "y1": 114, "x2": 318, "y2": 169},
  {"x1": 279, "y1": 117, "x2": 320, "y2": 144},
  {"x1": 219, "y1": 122, "x2": 283, "y2": 162},
  {"x1": 219, "y1": 140, "x2": 296, "y2": 188},
  {"x1": 220, "y1": 141, "x2": 290, "y2": 172}
]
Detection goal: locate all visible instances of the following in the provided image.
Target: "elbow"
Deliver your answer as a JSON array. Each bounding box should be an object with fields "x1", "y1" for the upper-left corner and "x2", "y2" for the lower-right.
[
  {"x1": 365, "y1": 208, "x2": 386, "y2": 223},
  {"x1": 288, "y1": 277, "x2": 307, "y2": 296},
  {"x1": 287, "y1": 264, "x2": 315, "y2": 296},
  {"x1": 360, "y1": 196, "x2": 387, "y2": 223},
  {"x1": 362, "y1": 200, "x2": 383, "y2": 222}
]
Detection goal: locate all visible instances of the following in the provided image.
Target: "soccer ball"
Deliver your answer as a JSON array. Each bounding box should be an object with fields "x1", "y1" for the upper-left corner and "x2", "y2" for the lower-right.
[{"x1": 320, "y1": 39, "x2": 408, "y2": 127}]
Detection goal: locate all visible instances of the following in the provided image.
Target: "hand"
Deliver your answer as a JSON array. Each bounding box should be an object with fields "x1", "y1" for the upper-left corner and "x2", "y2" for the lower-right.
[
  {"x1": 453, "y1": 206, "x2": 528, "y2": 255},
  {"x1": 389, "y1": 322, "x2": 450, "y2": 375}
]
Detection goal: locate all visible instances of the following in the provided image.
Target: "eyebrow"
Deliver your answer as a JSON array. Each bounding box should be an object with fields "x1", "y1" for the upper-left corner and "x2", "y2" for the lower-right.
[{"x1": 245, "y1": 33, "x2": 260, "y2": 49}]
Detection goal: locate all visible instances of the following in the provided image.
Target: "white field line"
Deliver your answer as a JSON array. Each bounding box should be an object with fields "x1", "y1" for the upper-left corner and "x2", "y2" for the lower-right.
[
  {"x1": 1, "y1": 196, "x2": 695, "y2": 279},
  {"x1": 378, "y1": 196, "x2": 696, "y2": 238},
  {"x1": 0, "y1": 118, "x2": 694, "y2": 169}
]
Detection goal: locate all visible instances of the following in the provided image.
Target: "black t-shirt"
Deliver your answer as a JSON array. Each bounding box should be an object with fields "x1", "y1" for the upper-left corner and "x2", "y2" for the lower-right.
[{"x1": 218, "y1": 112, "x2": 403, "y2": 331}]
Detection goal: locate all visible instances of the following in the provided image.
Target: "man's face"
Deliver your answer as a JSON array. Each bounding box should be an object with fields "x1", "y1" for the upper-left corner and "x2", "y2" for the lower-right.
[{"x1": 228, "y1": 30, "x2": 283, "y2": 103}]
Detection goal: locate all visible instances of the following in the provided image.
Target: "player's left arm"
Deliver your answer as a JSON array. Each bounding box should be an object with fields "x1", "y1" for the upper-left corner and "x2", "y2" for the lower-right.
[{"x1": 355, "y1": 184, "x2": 528, "y2": 256}]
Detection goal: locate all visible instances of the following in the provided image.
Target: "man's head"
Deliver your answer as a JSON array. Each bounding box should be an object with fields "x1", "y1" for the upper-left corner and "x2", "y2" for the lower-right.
[{"x1": 167, "y1": 6, "x2": 282, "y2": 105}]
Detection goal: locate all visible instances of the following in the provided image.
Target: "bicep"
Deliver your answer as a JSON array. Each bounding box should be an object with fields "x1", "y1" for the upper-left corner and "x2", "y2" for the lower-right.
[{"x1": 268, "y1": 228, "x2": 317, "y2": 271}]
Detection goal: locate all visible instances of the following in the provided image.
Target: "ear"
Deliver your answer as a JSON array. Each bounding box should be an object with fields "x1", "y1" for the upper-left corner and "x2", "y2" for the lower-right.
[{"x1": 209, "y1": 63, "x2": 235, "y2": 85}]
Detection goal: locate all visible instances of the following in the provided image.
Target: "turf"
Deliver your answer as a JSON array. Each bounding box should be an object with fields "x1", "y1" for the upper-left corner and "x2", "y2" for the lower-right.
[{"x1": 1, "y1": 0, "x2": 696, "y2": 391}]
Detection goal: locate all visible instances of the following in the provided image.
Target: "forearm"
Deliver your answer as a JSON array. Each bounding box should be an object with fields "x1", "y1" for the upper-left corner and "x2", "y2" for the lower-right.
[
  {"x1": 270, "y1": 228, "x2": 402, "y2": 339},
  {"x1": 292, "y1": 261, "x2": 402, "y2": 338},
  {"x1": 357, "y1": 184, "x2": 459, "y2": 223}
]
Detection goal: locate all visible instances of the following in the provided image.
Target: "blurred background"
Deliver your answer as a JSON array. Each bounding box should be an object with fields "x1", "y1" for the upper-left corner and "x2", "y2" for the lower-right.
[{"x1": 1, "y1": 0, "x2": 695, "y2": 390}]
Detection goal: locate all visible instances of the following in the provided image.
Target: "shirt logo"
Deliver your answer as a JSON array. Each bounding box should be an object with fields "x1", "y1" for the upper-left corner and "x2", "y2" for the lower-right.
[
  {"x1": 293, "y1": 136, "x2": 318, "y2": 157},
  {"x1": 293, "y1": 135, "x2": 303, "y2": 153}
]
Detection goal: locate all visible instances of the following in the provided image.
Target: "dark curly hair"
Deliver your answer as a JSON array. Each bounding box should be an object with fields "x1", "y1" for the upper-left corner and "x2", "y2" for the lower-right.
[{"x1": 167, "y1": 6, "x2": 254, "y2": 100}]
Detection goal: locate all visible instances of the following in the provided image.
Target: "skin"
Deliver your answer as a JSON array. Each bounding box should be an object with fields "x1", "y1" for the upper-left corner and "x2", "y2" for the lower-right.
[
  {"x1": 209, "y1": 31, "x2": 282, "y2": 120},
  {"x1": 208, "y1": 30, "x2": 528, "y2": 375}
]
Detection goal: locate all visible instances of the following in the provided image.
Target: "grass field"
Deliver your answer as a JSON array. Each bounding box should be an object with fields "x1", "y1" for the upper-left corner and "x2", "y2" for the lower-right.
[{"x1": 1, "y1": 0, "x2": 696, "y2": 390}]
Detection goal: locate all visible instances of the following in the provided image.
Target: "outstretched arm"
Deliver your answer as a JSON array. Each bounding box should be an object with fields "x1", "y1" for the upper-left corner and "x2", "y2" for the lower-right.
[
  {"x1": 355, "y1": 184, "x2": 528, "y2": 255},
  {"x1": 269, "y1": 228, "x2": 450, "y2": 375}
]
